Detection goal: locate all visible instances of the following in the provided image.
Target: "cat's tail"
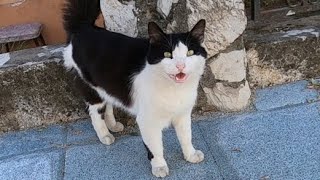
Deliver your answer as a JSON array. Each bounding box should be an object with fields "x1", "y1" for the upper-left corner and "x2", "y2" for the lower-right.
[{"x1": 63, "y1": 0, "x2": 101, "y2": 42}]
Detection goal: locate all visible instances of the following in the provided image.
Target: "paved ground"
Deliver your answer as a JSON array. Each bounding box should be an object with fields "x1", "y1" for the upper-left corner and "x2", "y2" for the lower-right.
[{"x1": 0, "y1": 80, "x2": 319, "y2": 180}]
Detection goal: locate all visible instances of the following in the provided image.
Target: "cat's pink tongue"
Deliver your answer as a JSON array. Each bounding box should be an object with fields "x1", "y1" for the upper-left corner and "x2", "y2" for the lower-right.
[{"x1": 175, "y1": 73, "x2": 187, "y2": 83}]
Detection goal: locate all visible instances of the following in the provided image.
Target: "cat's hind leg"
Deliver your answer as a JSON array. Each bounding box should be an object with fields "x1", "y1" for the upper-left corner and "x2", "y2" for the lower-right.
[
  {"x1": 88, "y1": 103, "x2": 115, "y2": 145},
  {"x1": 75, "y1": 76, "x2": 115, "y2": 145},
  {"x1": 104, "y1": 104, "x2": 124, "y2": 132}
]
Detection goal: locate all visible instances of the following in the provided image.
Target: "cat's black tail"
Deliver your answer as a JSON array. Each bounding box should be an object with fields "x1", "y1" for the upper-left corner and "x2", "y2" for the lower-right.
[{"x1": 63, "y1": 0, "x2": 101, "y2": 42}]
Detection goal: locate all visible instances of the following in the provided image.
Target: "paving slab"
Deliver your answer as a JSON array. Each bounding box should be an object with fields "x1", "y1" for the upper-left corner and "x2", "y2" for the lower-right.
[
  {"x1": 198, "y1": 102, "x2": 320, "y2": 180},
  {"x1": 0, "y1": 150, "x2": 64, "y2": 180},
  {"x1": 64, "y1": 124, "x2": 222, "y2": 180},
  {"x1": 1, "y1": 80, "x2": 319, "y2": 179},
  {"x1": 0, "y1": 124, "x2": 66, "y2": 158},
  {"x1": 255, "y1": 80, "x2": 319, "y2": 111},
  {"x1": 67, "y1": 120, "x2": 99, "y2": 145}
]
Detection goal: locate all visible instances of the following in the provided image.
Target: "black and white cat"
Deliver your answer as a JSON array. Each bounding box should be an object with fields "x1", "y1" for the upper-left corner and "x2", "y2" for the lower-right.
[{"x1": 63, "y1": 0, "x2": 207, "y2": 177}]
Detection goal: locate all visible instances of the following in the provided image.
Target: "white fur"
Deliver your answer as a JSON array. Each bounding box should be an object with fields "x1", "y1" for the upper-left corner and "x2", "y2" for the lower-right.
[
  {"x1": 63, "y1": 44, "x2": 83, "y2": 78},
  {"x1": 131, "y1": 42, "x2": 205, "y2": 177},
  {"x1": 88, "y1": 103, "x2": 115, "y2": 145},
  {"x1": 161, "y1": 42, "x2": 206, "y2": 77},
  {"x1": 93, "y1": 86, "x2": 134, "y2": 114},
  {"x1": 104, "y1": 104, "x2": 124, "y2": 132},
  {"x1": 63, "y1": 41, "x2": 206, "y2": 177}
]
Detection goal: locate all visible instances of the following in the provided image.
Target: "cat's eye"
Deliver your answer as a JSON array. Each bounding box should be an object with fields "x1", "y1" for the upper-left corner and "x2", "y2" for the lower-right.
[
  {"x1": 187, "y1": 50, "x2": 194, "y2": 56},
  {"x1": 164, "y1": 52, "x2": 172, "y2": 58}
]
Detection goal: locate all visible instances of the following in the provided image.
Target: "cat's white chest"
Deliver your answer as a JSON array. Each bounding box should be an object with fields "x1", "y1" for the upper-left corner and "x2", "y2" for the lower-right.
[
  {"x1": 132, "y1": 71, "x2": 199, "y2": 118},
  {"x1": 153, "y1": 84, "x2": 197, "y2": 114}
]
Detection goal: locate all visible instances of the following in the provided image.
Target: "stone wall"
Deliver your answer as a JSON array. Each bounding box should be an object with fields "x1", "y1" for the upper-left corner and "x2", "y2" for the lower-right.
[{"x1": 101, "y1": 0, "x2": 251, "y2": 111}]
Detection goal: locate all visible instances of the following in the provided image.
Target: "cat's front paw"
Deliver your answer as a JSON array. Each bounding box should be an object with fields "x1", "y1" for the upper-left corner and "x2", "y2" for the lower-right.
[
  {"x1": 109, "y1": 122, "x2": 124, "y2": 132},
  {"x1": 152, "y1": 166, "x2": 169, "y2": 178},
  {"x1": 99, "y1": 134, "x2": 115, "y2": 145},
  {"x1": 185, "y1": 150, "x2": 204, "y2": 163}
]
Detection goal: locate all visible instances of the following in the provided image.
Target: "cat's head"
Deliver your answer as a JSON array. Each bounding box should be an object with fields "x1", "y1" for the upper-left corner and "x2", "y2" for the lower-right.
[{"x1": 146, "y1": 19, "x2": 207, "y2": 83}]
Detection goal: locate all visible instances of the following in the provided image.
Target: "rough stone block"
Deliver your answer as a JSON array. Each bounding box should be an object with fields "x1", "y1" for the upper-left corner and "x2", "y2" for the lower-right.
[
  {"x1": 157, "y1": 0, "x2": 173, "y2": 18},
  {"x1": 186, "y1": 0, "x2": 247, "y2": 57},
  {"x1": 209, "y1": 49, "x2": 247, "y2": 82},
  {"x1": 203, "y1": 80, "x2": 251, "y2": 112},
  {"x1": 100, "y1": 0, "x2": 138, "y2": 37}
]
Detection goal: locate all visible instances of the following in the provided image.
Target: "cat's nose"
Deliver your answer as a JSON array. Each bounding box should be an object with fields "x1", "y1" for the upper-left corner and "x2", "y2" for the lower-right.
[{"x1": 176, "y1": 63, "x2": 185, "y2": 71}]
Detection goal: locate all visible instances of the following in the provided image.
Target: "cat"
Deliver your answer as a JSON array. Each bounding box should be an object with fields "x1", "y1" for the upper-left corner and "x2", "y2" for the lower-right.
[{"x1": 62, "y1": 0, "x2": 207, "y2": 177}]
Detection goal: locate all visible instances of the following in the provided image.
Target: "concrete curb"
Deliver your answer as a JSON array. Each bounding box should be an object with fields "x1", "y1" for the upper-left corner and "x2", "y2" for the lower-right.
[
  {"x1": 245, "y1": 26, "x2": 320, "y2": 88},
  {"x1": 0, "y1": 45, "x2": 87, "y2": 133}
]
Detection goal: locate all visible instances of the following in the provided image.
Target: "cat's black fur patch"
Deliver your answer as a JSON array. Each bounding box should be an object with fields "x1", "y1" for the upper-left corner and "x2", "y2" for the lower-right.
[
  {"x1": 143, "y1": 142, "x2": 154, "y2": 161},
  {"x1": 74, "y1": 73, "x2": 103, "y2": 105},
  {"x1": 147, "y1": 33, "x2": 207, "y2": 64},
  {"x1": 98, "y1": 104, "x2": 106, "y2": 120},
  {"x1": 71, "y1": 30, "x2": 149, "y2": 106},
  {"x1": 97, "y1": 105, "x2": 106, "y2": 114},
  {"x1": 147, "y1": 21, "x2": 207, "y2": 64},
  {"x1": 63, "y1": 0, "x2": 206, "y2": 107}
]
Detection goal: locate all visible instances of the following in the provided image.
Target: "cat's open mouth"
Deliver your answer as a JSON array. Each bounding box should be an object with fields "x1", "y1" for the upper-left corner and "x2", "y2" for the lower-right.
[{"x1": 169, "y1": 73, "x2": 188, "y2": 83}]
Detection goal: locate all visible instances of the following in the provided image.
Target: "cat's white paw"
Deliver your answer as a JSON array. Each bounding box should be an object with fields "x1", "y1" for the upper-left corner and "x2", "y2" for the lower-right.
[
  {"x1": 185, "y1": 150, "x2": 204, "y2": 163},
  {"x1": 152, "y1": 166, "x2": 169, "y2": 178},
  {"x1": 99, "y1": 134, "x2": 115, "y2": 145},
  {"x1": 109, "y1": 122, "x2": 124, "y2": 132}
]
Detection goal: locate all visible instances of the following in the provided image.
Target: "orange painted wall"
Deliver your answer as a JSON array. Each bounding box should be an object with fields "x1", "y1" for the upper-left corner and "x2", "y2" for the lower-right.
[
  {"x1": 0, "y1": 0, "x2": 104, "y2": 46},
  {"x1": 0, "y1": 0, "x2": 66, "y2": 45}
]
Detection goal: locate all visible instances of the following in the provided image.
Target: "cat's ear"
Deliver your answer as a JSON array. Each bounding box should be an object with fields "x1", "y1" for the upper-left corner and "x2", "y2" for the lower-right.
[
  {"x1": 189, "y1": 19, "x2": 206, "y2": 43},
  {"x1": 148, "y1": 22, "x2": 165, "y2": 44}
]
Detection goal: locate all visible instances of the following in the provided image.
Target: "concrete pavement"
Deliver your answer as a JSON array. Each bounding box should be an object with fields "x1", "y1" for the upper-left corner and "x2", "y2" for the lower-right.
[{"x1": 0, "y1": 80, "x2": 319, "y2": 180}]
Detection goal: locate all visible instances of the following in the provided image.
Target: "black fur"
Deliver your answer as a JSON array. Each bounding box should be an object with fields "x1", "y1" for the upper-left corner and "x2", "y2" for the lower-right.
[
  {"x1": 63, "y1": 0, "x2": 206, "y2": 109},
  {"x1": 98, "y1": 104, "x2": 106, "y2": 120},
  {"x1": 63, "y1": 0, "x2": 101, "y2": 42},
  {"x1": 63, "y1": 0, "x2": 207, "y2": 162},
  {"x1": 143, "y1": 143, "x2": 154, "y2": 161},
  {"x1": 147, "y1": 33, "x2": 207, "y2": 65},
  {"x1": 74, "y1": 74, "x2": 103, "y2": 105}
]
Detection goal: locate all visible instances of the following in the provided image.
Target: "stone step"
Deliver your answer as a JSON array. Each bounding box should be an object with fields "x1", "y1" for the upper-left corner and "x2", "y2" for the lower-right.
[
  {"x1": 1, "y1": 21, "x2": 319, "y2": 133},
  {"x1": 0, "y1": 45, "x2": 87, "y2": 133},
  {"x1": 0, "y1": 45, "x2": 211, "y2": 134},
  {"x1": 245, "y1": 18, "x2": 320, "y2": 88}
]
